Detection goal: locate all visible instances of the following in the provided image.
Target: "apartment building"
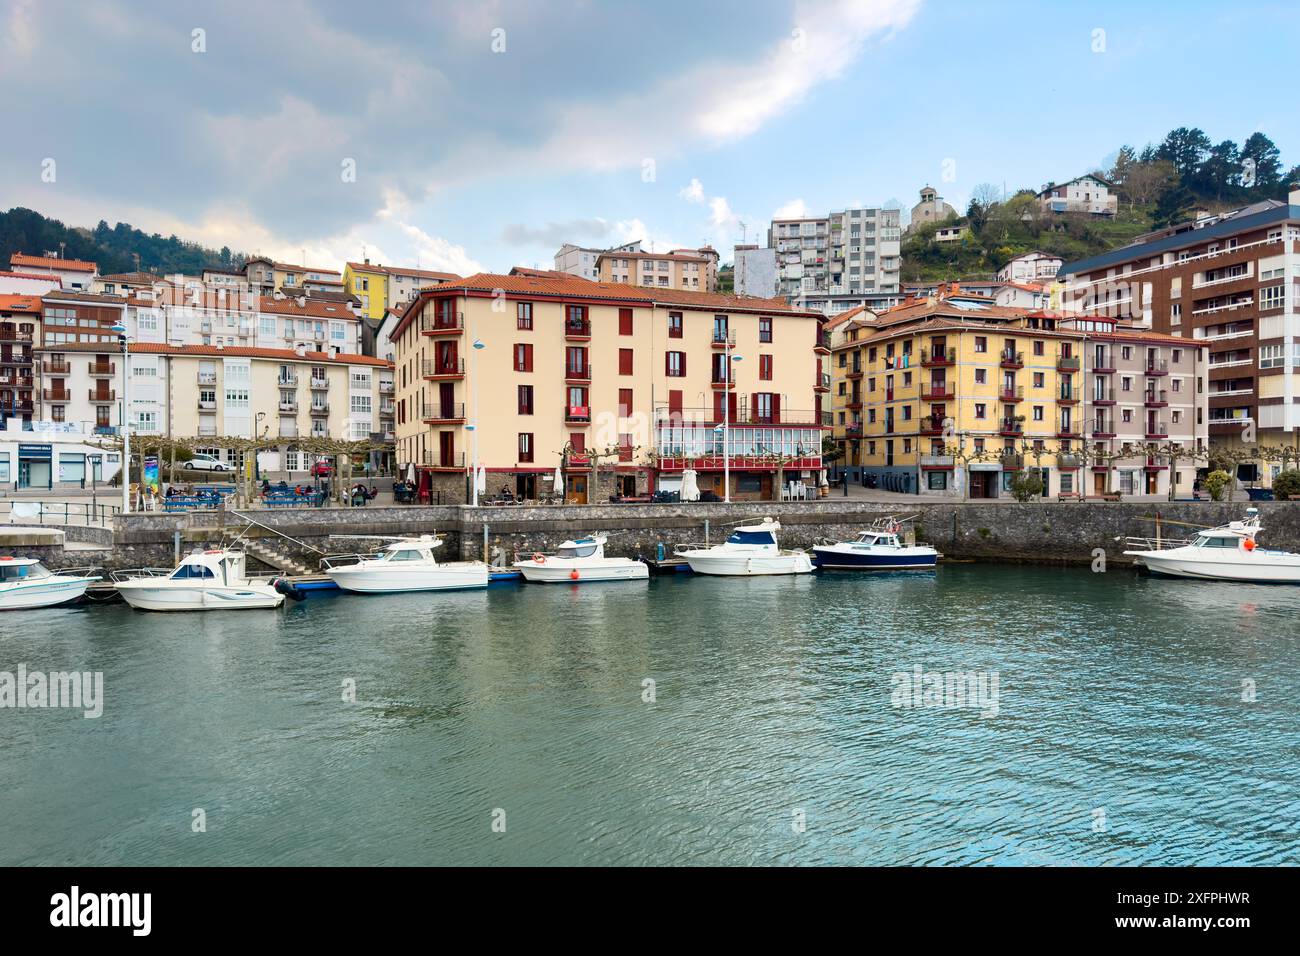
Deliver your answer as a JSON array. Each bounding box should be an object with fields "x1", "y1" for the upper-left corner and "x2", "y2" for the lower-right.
[
  {"x1": 0, "y1": 294, "x2": 40, "y2": 428},
  {"x1": 389, "y1": 273, "x2": 827, "y2": 503},
  {"x1": 595, "y1": 247, "x2": 720, "y2": 292},
  {"x1": 767, "y1": 206, "x2": 903, "y2": 315},
  {"x1": 554, "y1": 241, "x2": 643, "y2": 281},
  {"x1": 242, "y1": 257, "x2": 343, "y2": 296},
  {"x1": 830, "y1": 296, "x2": 1206, "y2": 497},
  {"x1": 0, "y1": 271, "x2": 62, "y2": 296},
  {"x1": 33, "y1": 290, "x2": 127, "y2": 435},
  {"x1": 342, "y1": 260, "x2": 460, "y2": 321},
  {"x1": 997, "y1": 252, "x2": 1063, "y2": 283},
  {"x1": 1060, "y1": 191, "x2": 1300, "y2": 457},
  {"x1": 126, "y1": 283, "x2": 362, "y2": 355},
  {"x1": 10, "y1": 253, "x2": 97, "y2": 290},
  {"x1": 1037, "y1": 175, "x2": 1118, "y2": 217}
]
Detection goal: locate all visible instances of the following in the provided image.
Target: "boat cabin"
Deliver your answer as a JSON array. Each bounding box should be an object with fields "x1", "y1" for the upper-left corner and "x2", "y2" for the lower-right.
[
  {"x1": 377, "y1": 538, "x2": 444, "y2": 563},
  {"x1": 0, "y1": 557, "x2": 52, "y2": 583},
  {"x1": 851, "y1": 532, "x2": 902, "y2": 550},
  {"x1": 555, "y1": 537, "x2": 605, "y2": 559},
  {"x1": 171, "y1": 550, "x2": 248, "y2": 583},
  {"x1": 725, "y1": 520, "x2": 781, "y2": 550}
]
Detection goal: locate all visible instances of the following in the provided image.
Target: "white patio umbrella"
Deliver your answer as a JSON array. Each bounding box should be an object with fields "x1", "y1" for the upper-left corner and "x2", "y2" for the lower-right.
[
  {"x1": 681, "y1": 468, "x2": 700, "y2": 502},
  {"x1": 819, "y1": 469, "x2": 829, "y2": 488},
  {"x1": 554, "y1": 465, "x2": 564, "y2": 497},
  {"x1": 406, "y1": 462, "x2": 416, "y2": 484},
  {"x1": 475, "y1": 464, "x2": 487, "y2": 494}
]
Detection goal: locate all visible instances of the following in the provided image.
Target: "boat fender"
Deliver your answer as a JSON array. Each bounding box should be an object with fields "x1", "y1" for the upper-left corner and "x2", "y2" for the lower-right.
[
  {"x1": 533, "y1": 552, "x2": 546, "y2": 564},
  {"x1": 1244, "y1": 539, "x2": 1256, "y2": 551},
  {"x1": 570, "y1": 569, "x2": 579, "y2": 580}
]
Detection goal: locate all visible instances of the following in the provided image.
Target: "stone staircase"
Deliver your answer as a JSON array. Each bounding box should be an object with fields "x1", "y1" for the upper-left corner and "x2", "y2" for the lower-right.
[{"x1": 241, "y1": 537, "x2": 316, "y2": 576}]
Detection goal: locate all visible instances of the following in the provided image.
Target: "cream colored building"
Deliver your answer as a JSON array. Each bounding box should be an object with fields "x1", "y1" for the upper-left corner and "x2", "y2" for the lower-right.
[
  {"x1": 596, "y1": 247, "x2": 720, "y2": 292},
  {"x1": 389, "y1": 273, "x2": 827, "y2": 503}
]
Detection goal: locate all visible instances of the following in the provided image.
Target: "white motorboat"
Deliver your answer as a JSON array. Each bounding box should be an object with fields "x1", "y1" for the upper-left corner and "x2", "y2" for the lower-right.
[
  {"x1": 675, "y1": 517, "x2": 813, "y2": 576},
  {"x1": 323, "y1": 535, "x2": 489, "y2": 593},
  {"x1": 1123, "y1": 508, "x2": 1300, "y2": 583},
  {"x1": 115, "y1": 549, "x2": 285, "y2": 610},
  {"x1": 0, "y1": 558, "x2": 99, "y2": 610},
  {"x1": 812, "y1": 515, "x2": 941, "y2": 570},
  {"x1": 514, "y1": 534, "x2": 649, "y2": 583}
]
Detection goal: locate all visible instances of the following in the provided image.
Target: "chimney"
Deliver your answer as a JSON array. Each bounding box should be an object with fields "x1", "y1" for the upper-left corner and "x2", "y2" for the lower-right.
[
  {"x1": 215, "y1": 341, "x2": 225, "y2": 350},
  {"x1": 295, "y1": 343, "x2": 306, "y2": 357}
]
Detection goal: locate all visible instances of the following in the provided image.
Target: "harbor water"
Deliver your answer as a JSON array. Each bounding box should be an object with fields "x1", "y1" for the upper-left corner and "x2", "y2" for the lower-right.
[{"x1": 2, "y1": 565, "x2": 1297, "y2": 866}]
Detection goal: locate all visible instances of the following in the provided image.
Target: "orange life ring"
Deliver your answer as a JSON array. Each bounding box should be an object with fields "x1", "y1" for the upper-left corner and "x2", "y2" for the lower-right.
[{"x1": 533, "y1": 552, "x2": 546, "y2": 564}]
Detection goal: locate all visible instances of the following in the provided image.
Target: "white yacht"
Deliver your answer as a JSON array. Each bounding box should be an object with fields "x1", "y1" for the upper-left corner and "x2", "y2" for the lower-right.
[
  {"x1": 115, "y1": 549, "x2": 285, "y2": 610},
  {"x1": 1123, "y1": 508, "x2": 1300, "y2": 583},
  {"x1": 514, "y1": 534, "x2": 648, "y2": 583},
  {"x1": 323, "y1": 536, "x2": 489, "y2": 593},
  {"x1": 0, "y1": 558, "x2": 99, "y2": 610},
  {"x1": 675, "y1": 518, "x2": 813, "y2": 576},
  {"x1": 812, "y1": 516, "x2": 941, "y2": 571}
]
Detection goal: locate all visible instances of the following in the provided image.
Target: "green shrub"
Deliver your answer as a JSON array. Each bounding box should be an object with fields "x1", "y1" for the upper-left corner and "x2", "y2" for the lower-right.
[
  {"x1": 1205, "y1": 470, "x2": 1231, "y2": 501},
  {"x1": 1271, "y1": 469, "x2": 1300, "y2": 500},
  {"x1": 1009, "y1": 470, "x2": 1044, "y2": 502}
]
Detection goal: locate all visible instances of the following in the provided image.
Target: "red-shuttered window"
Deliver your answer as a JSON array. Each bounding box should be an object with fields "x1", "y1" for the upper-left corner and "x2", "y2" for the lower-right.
[
  {"x1": 518, "y1": 433, "x2": 534, "y2": 463},
  {"x1": 514, "y1": 343, "x2": 533, "y2": 372},
  {"x1": 517, "y1": 384, "x2": 533, "y2": 415},
  {"x1": 667, "y1": 312, "x2": 683, "y2": 338},
  {"x1": 618, "y1": 308, "x2": 634, "y2": 335},
  {"x1": 618, "y1": 388, "x2": 633, "y2": 417},
  {"x1": 759, "y1": 354, "x2": 773, "y2": 380},
  {"x1": 665, "y1": 351, "x2": 686, "y2": 377},
  {"x1": 618, "y1": 348, "x2": 633, "y2": 375}
]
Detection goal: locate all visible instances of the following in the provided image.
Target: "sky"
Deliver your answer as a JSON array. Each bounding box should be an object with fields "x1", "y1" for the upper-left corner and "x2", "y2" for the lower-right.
[{"x1": 3, "y1": 0, "x2": 1297, "y2": 277}]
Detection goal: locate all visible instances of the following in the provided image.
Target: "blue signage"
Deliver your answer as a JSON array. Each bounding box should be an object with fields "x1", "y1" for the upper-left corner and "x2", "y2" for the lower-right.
[{"x1": 18, "y1": 444, "x2": 52, "y2": 459}]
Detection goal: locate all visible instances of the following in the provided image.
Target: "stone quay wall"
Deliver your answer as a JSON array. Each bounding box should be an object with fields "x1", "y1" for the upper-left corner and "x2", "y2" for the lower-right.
[{"x1": 81, "y1": 499, "x2": 1300, "y2": 571}]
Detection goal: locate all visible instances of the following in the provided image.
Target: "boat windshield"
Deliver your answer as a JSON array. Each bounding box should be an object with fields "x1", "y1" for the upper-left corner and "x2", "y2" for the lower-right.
[
  {"x1": 557, "y1": 543, "x2": 599, "y2": 558},
  {"x1": 383, "y1": 548, "x2": 428, "y2": 562},
  {"x1": 171, "y1": 563, "x2": 216, "y2": 579},
  {"x1": 0, "y1": 562, "x2": 49, "y2": 581},
  {"x1": 1194, "y1": 535, "x2": 1241, "y2": 549},
  {"x1": 727, "y1": 530, "x2": 776, "y2": 545}
]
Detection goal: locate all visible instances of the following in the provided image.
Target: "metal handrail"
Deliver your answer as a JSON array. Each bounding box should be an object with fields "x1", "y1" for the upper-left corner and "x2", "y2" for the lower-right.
[
  {"x1": 0, "y1": 500, "x2": 121, "y2": 527},
  {"x1": 226, "y1": 512, "x2": 327, "y2": 555},
  {"x1": 1123, "y1": 535, "x2": 1193, "y2": 551},
  {"x1": 108, "y1": 567, "x2": 173, "y2": 583}
]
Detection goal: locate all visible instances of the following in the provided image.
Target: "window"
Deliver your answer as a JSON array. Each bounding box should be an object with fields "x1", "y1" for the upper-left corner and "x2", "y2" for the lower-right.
[
  {"x1": 517, "y1": 302, "x2": 533, "y2": 329},
  {"x1": 975, "y1": 368, "x2": 987, "y2": 385},
  {"x1": 619, "y1": 308, "x2": 633, "y2": 336},
  {"x1": 618, "y1": 348, "x2": 633, "y2": 375},
  {"x1": 665, "y1": 351, "x2": 686, "y2": 377},
  {"x1": 667, "y1": 312, "x2": 683, "y2": 338},
  {"x1": 1260, "y1": 285, "x2": 1285, "y2": 310},
  {"x1": 974, "y1": 336, "x2": 987, "y2": 353},
  {"x1": 1033, "y1": 340, "x2": 1044, "y2": 356},
  {"x1": 759, "y1": 317, "x2": 772, "y2": 343},
  {"x1": 518, "y1": 433, "x2": 533, "y2": 462},
  {"x1": 759, "y1": 355, "x2": 773, "y2": 380},
  {"x1": 1033, "y1": 372, "x2": 1044, "y2": 388},
  {"x1": 618, "y1": 388, "x2": 633, "y2": 417},
  {"x1": 517, "y1": 385, "x2": 533, "y2": 415},
  {"x1": 514, "y1": 343, "x2": 533, "y2": 372},
  {"x1": 974, "y1": 403, "x2": 986, "y2": 419}
]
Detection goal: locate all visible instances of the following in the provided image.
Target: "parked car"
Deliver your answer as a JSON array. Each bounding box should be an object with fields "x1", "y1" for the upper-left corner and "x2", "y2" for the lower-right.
[
  {"x1": 310, "y1": 460, "x2": 334, "y2": 477},
  {"x1": 182, "y1": 453, "x2": 227, "y2": 472}
]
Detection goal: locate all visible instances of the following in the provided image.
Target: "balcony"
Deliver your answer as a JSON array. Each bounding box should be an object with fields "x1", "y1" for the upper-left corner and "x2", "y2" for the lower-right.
[
  {"x1": 565, "y1": 319, "x2": 593, "y2": 341},
  {"x1": 1144, "y1": 457, "x2": 1169, "y2": 472},
  {"x1": 1145, "y1": 360, "x2": 1169, "y2": 377},
  {"x1": 565, "y1": 404, "x2": 591, "y2": 423},
  {"x1": 87, "y1": 361, "x2": 116, "y2": 377},
  {"x1": 1092, "y1": 422, "x2": 1117, "y2": 439},
  {"x1": 93, "y1": 425, "x2": 117, "y2": 436},
  {"x1": 999, "y1": 349, "x2": 1024, "y2": 370},
  {"x1": 421, "y1": 312, "x2": 463, "y2": 336},
  {"x1": 378, "y1": 381, "x2": 394, "y2": 394},
  {"x1": 920, "y1": 414, "x2": 946, "y2": 436},
  {"x1": 710, "y1": 329, "x2": 736, "y2": 349},
  {"x1": 1092, "y1": 389, "x2": 1116, "y2": 405},
  {"x1": 279, "y1": 399, "x2": 298, "y2": 413},
  {"x1": 309, "y1": 403, "x2": 329, "y2": 416},
  {"x1": 845, "y1": 422, "x2": 863, "y2": 437},
  {"x1": 198, "y1": 372, "x2": 217, "y2": 385},
  {"x1": 197, "y1": 398, "x2": 216, "y2": 411},
  {"x1": 921, "y1": 383, "x2": 954, "y2": 401},
  {"x1": 421, "y1": 451, "x2": 466, "y2": 471},
  {"x1": 920, "y1": 453, "x2": 955, "y2": 469},
  {"x1": 998, "y1": 419, "x2": 1023, "y2": 437},
  {"x1": 1057, "y1": 354, "x2": 1082, "y2": 373},
  {"x1": 1056, "y1": 387, "x2": 1079, "y2": 405},
  {"x1": 0, "y1": 327, "x2": 32, "y2": 343},
  {"x1": 423, "y1": 402, "x2": 466, "y2": 423},
  {"x1": 814, "y1": 372, "x2": 831, "y2": 392},
  {"x1": 1057, "y1": 453, "x2": 1082, "y2": 469},
  {"x1": 566, "y1": 363, "x2": 593, "y2": 384},
  {"x1": 309, "y1": 377, "x2": 329, "y2": 390},
  {"x1": 42, "y1": 360, "x2": 71, "y2": 375},
  {"x1": 1208, "y1": 416, "x2": 1252, "y2": 432},
  {"x1": 1144, "y1": 389, "x2": 1168, "y2": 408},
  {"x1": 814, "y1": 331, "x2": 831, "y2": 354},
  {"x1": 999, "y1": 386, "x2": 1024, "y2": 403},
  {"x1": 423, "y1": 357, "x2": 466, "y2": 380},
  {"x1": 921, "y1": 347, "x2": 955, "y2": 367},
  {"x1": 42, "y1": 388, "x2": 71, "y2": 401},
  {"x1": 277, "y1": 374, "x2": 298, "y2": 387},
  {"x1": 197, "y1": 424, "x2": 218, "y2": 437},
  {"x1": 999, "y1": 452, "x2": 1024, "y2": 471},
  {"x1": 846, "y1": 398, "x2": 863, "y2": 410},
  {"x1": 1145, "y1": 422, "x2": 1168, "y2": 440},
  {"x1": 87, "y1": 389, "x2": 115, "y2": 402},
  {"x1": 846, "y1": 367, "x2": 864, "y2": 380}
]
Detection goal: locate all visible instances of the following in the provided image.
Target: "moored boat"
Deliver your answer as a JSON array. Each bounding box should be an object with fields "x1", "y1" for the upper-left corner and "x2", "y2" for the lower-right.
[
  {"x1": 514, "y1": 534, "x2": 648, "y2": 583},
  {"x1": 812, "y1": 515, "x2": 941, "y2": 570},
  {"x1": 1123, "y1": 508, "x2": 1300, "y2": 583},
  {"x1": 323, "y1": 535, "x2": 489, "y2": 593},
  {"x1": 115, "y1": 549, "x2": 285, "y2": 610},
  {"x1": 0, "y1": 558, "x2": 100, "y2": 610},
  {"x1": 675, "y1": 517, "x2": 813, "y2": 576}
]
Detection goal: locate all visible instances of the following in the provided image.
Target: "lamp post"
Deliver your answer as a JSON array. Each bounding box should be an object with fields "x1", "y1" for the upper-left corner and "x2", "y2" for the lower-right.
[
  {"x1": 723, "y1": 348, "x2": 743, "y2": 503},
  {"x1": 469, "y1": 337, "x2": 485, "y2": 506},
  {"x1": 112, "y1": 323, "x2": 129, "y2": 513}
]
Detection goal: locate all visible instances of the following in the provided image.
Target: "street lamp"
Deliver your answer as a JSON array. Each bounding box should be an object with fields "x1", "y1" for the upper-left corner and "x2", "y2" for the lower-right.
[
  {"x1": 722, "y1": 349, "x2": 742, "y2": 503},
  {"x1": 111, "y1": 323, "x2": 129, "y2": 513},
  {"x1": 470, "y1": 337, "x2": 485, "y2": 506}
]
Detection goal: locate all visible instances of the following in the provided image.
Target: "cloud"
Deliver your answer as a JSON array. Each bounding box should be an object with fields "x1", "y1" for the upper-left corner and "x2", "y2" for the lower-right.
[
  {"x1": 394, "y1": 223, "x2": 486, "y2": 276},
  {"x1": 773, "y1": 198, "x2": 810, "y2": 219},
  {"x1": 499, "y1": 218, "x2": 617, "y2": 247},
  {"x1": 679, "y1": 178, "x2": 706, "y2": 203}
]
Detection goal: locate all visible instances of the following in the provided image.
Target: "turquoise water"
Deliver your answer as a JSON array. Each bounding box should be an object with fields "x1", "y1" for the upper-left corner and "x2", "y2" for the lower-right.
[{"x1": 1, "y1": 566, "x2": 1297, "y2": 866}]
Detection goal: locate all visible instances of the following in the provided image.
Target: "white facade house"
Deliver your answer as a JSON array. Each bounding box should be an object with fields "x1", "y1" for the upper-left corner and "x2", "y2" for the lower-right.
[
  {"x1": 0, "y1": 418, "x2": 122, "y2": 490},
  {"x1": 996, "y1": 251, "x2": 1064, "y2": 283},
  {"x1": 0, "y1": 271, "x2": 62, "y2": 296},
  {"x1": 9, "y1": 254, "x2": 97, "y2": 291},
  {"x1": 554, "y1": 240, "x2": 642, "y2": 280},
  {"x1": 1037, "y1": 176, "x2": 1118, "y2": 217}
]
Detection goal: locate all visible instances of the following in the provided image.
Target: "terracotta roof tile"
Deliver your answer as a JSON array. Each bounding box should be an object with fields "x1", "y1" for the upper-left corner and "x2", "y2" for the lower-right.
[
  {"x1": 126, "y1": 342, "x2": 392, "y2": 367},
  {"x1": 10, "y1": 252, "x2": 97, "y2": 272},
  {"x1": 0, "y1": 294, "x2": 42, "y2": 313}
]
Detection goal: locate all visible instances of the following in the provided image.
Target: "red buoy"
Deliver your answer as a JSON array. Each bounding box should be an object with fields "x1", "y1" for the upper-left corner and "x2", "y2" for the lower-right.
[{"x1": 570, "y1": 569, "x2": 579, "y2": 580}]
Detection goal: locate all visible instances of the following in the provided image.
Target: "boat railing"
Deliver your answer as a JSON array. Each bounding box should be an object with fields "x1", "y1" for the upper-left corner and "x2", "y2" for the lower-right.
[
  {"x1": 1123, "y1": 535, "x2": 1193, "y2": 552},
  {"x1": 58, "y1": 565, "x2": 105, "y2": 578},
  {"x1": 108, "y1": 567, "x2": 174, "y2": 583},
  {"x1": 319, "y1": 552, "x2": 377, "y2": 570}
]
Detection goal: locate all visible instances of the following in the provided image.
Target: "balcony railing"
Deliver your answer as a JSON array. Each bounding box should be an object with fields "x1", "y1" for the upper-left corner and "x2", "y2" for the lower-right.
[
  {"x1": 421, "y1": 451, "x2": 466, "y2": 469},
  {"x1": 87, "y1": 389, "x2": 115, "y2": 402},
  {"x1": 920, "y1": 453, "x2": 954, "y2": 468},
  {"x1": 421, "y1": 311, "x2": 463, "y2": 335},
  {"x1": 920, "y1": 383, "x2": 954, "y2": 401},
  {"x1": 198, "y1": 372, "x2": 217, "y2": 385},
  {"x1": 1092, "y1": 388, "x2": 1116, "y2": 405},
  {"x1": 87, "y1": 362, "x2": 116, "y2": 377},
  {"x1": 921, "y1": 347, "x2": 955, "y2": 366},
  {"x1": 711, "y1": 329, "x2": 736, "y2": 348},
  {"x1": 198, "y1": 424, "x2": 218, "y2": 437},
  {"x1": 197, "y1": 398, "x2": 216, "y2": 410},
  {"x1": 423, "y1": 357, "x2": 466, "y2": 377},
  {"x1": 565, "y1": 404, "x2": 591, "y2": 423},
  {"x1": 1092, "y1": 421, "x2": 1117, "y2": 438},
  {"x1": 309, "y1": 403, "x2": 329, "y2": 416},
  {"x1": 42, "y1": 361, "x2": 71, "y2": 375},
  {"x1": 1145, "y1": 360, "x2": 1169, "y2": 376},
  {"x1": 998, "y1": 419, "x2": 1023, "y2": 436},
  {"x1": 1000, "y1": 349, "x2": 1024, "y2": 369},
  {"x1": 378, "y1": 381, "x2": 394, "y2": 393},
  {"x1": 1144, "y1": 389, "x2": 1168, "y2": 407},
  {"x1": 310, "y1": 377, "x2": 329, "y2": 390},
  {"x1": 1057, "y1": 387, "x2": 1078, "y2": 403},
  {"x1": 422, "y1": 402, "x2": 466, "y2": 421},
  {"x1": 1057, "y1": 354, "x2": 1082, "y2": 372},
  {"x1": 999, "y1": 386, "x2": 1024, "y2": 403},
  {"x1": 277, "y1": 374, "x2": 298, "y2": 386},
  {"x1": 566, "y1": 363, "x2": 593, "y2": 382},
  {"x1": 279, "y1": 399, "x2": 298, "y2": 412},
  {"x1": 920, "y1": 414, "x2": 946, "y2": 435},
  {"x1": 1145, "y1": 422, "x2": 1168, "y2": 440},
  {"x1": 42, "y1": 388, "x2": 71, "y2": 401},
  {"x1": 565, "y1": 319, "x2": 593, "y2": 340}
]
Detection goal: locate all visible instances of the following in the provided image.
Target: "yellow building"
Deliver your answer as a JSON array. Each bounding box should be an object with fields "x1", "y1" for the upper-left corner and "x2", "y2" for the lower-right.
[
  {"x1": 342, "y1": 260, "x2": 390, "y2": 321},
  {"x1": 831, "y1": 299, "x2": 1085, "y2": 497},
  {"x1": 389, "y1": 273, "x2": 828, "y2": 502}
]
